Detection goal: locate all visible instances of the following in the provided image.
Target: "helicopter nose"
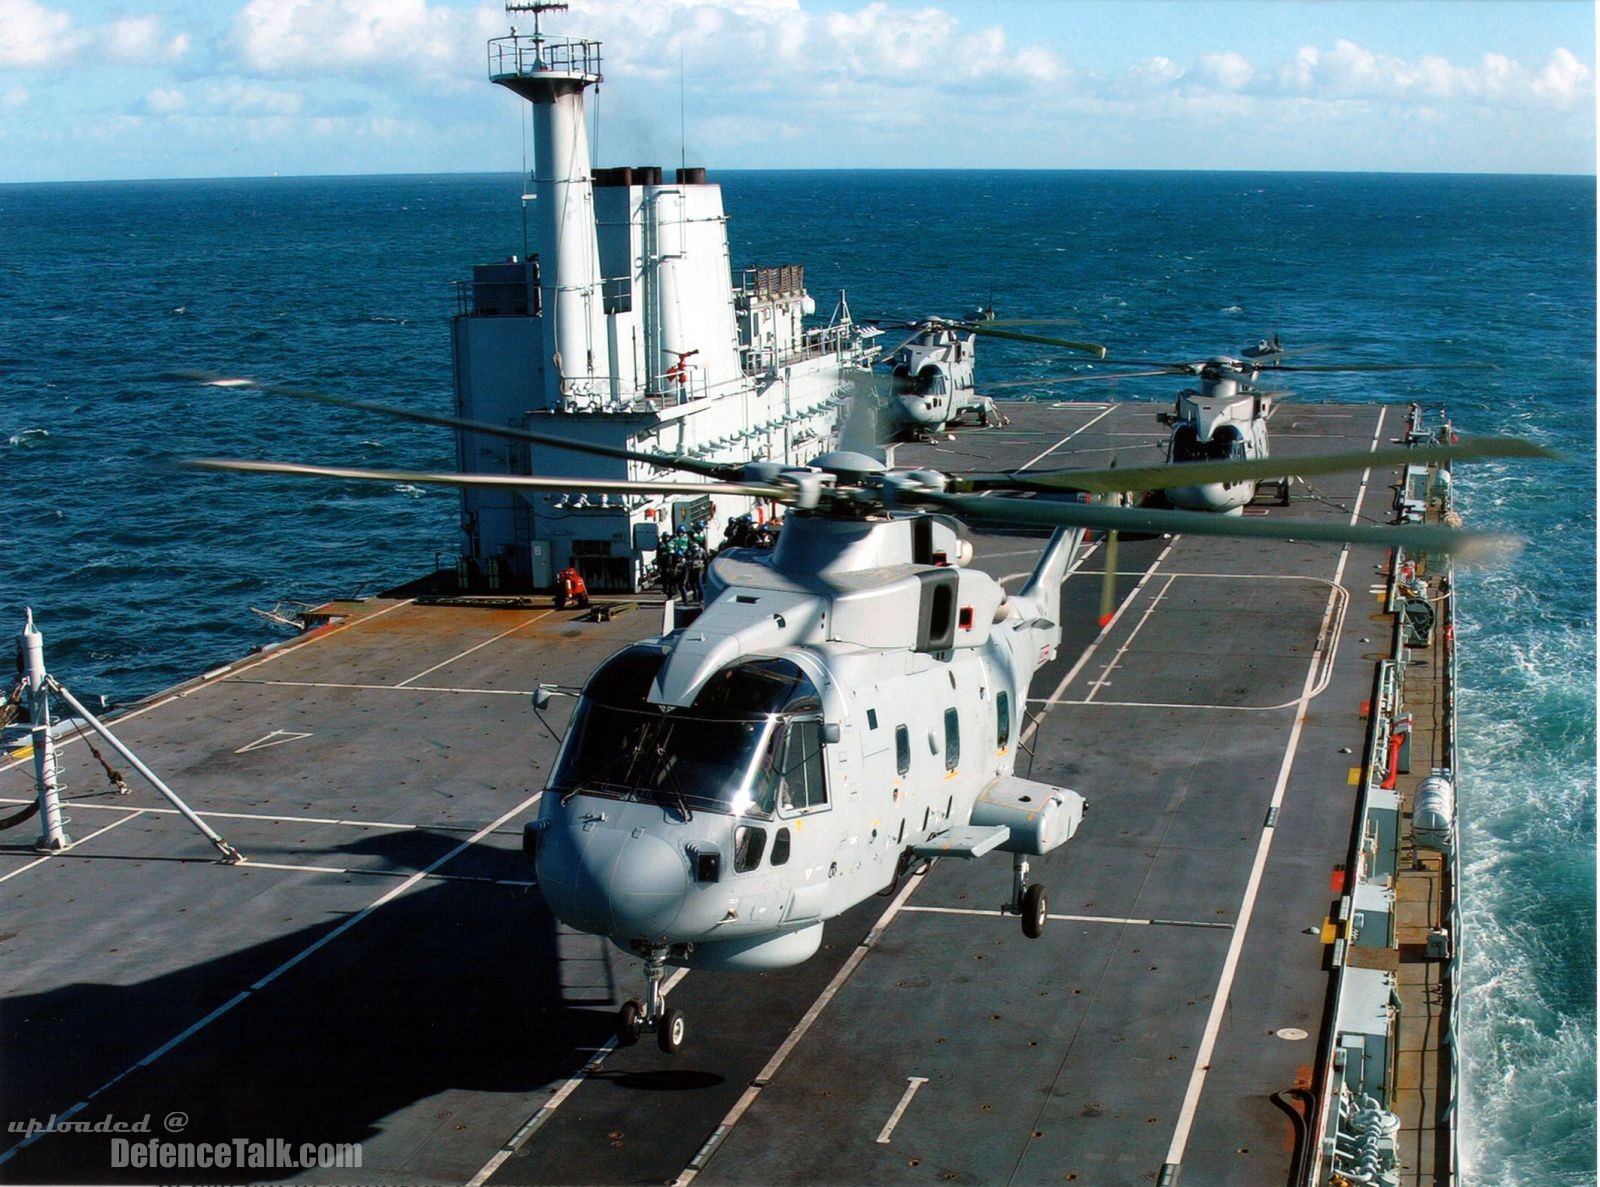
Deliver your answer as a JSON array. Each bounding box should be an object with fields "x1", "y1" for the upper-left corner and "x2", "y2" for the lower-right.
[{"x1": 536, "y1": 822, "x2": 687, "y2": 940}]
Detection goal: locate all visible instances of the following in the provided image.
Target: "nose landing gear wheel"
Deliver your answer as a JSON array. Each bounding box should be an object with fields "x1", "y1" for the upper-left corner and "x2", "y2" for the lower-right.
[
  {"x1": 658, "y1": 1007, "x2": 686, "y2": 1054},
  {"x1": 616, "y1": 1000, "x2": 644, "y2": 1047},
  {"x1": 1021, "y1": 883, "x2": 1048, "y2": 939}
]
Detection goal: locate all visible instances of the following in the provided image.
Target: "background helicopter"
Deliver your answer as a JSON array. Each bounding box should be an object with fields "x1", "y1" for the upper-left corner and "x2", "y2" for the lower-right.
[
  {"x1": 189, "y1": 381, "x2": 1542, "y2": 1055},
  {"x1": 865, "y1": 310, "x2": 1107, "y2": 438},
  {"x1": 991, "y1": 336, "x2": 1487, "y2": 513}
]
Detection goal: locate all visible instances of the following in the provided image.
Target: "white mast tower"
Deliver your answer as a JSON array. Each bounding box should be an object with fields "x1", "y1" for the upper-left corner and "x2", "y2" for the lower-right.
[{"x1": 494, "y1": 3, "x2": 609, "y2": 405}]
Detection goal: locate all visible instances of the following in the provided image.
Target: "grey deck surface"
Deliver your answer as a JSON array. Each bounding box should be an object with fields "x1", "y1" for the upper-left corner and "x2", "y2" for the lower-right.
[{"x1": 0, "y1": 399, "x2": 1410, "y2": 1186}]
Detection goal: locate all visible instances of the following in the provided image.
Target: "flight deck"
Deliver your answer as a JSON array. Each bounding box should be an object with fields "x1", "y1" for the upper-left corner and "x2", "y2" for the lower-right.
[{"x1": 1, "y1": 399, "x2": 1440, "y2": 1186}]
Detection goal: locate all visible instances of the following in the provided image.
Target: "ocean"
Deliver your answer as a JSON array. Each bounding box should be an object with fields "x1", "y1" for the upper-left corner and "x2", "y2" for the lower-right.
[{"x1": 2, "y1": 170, "x2": 1594, "y2": 1183}]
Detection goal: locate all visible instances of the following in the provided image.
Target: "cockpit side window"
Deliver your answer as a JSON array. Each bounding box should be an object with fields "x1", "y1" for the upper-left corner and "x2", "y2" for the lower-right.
[{"x1": 777, "y1": 719, "x2": 828, "y2": 814}]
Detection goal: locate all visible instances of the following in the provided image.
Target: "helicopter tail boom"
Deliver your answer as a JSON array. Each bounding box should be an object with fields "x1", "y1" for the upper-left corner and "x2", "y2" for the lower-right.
[{"x1": 1013, "y1": 527, "x2": 1084, "y2": 642}]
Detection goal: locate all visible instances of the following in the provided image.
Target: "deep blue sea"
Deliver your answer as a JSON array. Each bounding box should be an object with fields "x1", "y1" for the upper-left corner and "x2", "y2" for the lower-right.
[{"x1": 2, "y1": 170, "x2": 1594, "y2": 1183}]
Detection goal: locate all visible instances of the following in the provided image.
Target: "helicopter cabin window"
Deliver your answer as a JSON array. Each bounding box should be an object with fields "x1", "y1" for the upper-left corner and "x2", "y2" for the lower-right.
[
  {"x1": 943, "y1": 708, "x2": 960, "y2": 771},
  {"x1": 734, "y1": 825, "x2": 766, "y2": 872},
  {"x1": 771, "y1": 827, "x2": 791, "y2": 866},
  {"x1": 1172, "y1": 423, "x2": 1246, "y2": 464},
  {"x1": 777, "y1": 718, "x2": 828, "y2": 814},
  {"x1": 549, "y1": 649, "x2": 824, "y2": 819},
  {"x1": 996, "y1": 691, "x2": 1011, "y2": 750},
  {"x1": 895, "y1": 725, "x2": 910, "y2": 776}
]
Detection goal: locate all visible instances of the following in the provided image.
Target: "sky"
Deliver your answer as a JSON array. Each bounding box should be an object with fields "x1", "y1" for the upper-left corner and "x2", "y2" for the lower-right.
[{"x1": 0, "y1": 0, "x2": 1593, "y2": 182}]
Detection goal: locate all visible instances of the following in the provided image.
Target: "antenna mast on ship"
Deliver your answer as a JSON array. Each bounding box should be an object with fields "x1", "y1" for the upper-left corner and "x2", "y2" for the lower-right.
[{"x1": 493, "y1": 1, "x2": 608, "y2": 405}]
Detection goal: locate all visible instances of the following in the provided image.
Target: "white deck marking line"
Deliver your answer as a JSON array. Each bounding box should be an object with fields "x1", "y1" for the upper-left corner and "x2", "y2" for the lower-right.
[
  {"x1": 234, "y1": 729, "x2": 314, "y2": 754},
  {"x1": 1161, "y1": 406, "x2": 1386, "y2": 1174},
  {"x1": 237, "y1": 860, "x2": 535, "y2": 888},
  {"x1": 465, "y1": 967, "x2": 691, "y2": 1187},
  {"x1": 225, "y1": 679, "x2": 535, "y2": 696},
  {"x1": 673, "y1": 872, "x2": 928, "y2": 1187},
  {"x1": 0, "y1": 811, "x2": 148, "y2": 886},
  {"x1": 0, "y1": 786, "x2": 546, "y2": 1169},
  {"x1": 1032, "y1": 697, "x2": 1304, "y2": 713},
  {"x1": 1020, "y1": 538, "x2": 1178, "y2": 747},
  {"x1": 1019, "y1": 404, "x2": 1118, "y2": 470},
  {"x1": 1083, "y1": 574, "x2": 1176, "y2": 703},
  {"x1": 875, "y1": 1077, "x2": 930, "y2": 1144},
  {"x1": 0, "y1": 599, "x2": 418, "y2": 778},
  {"x1": 396, "y1": 610, "x2": 553, "y2": 688},
  {"x1": 0, "y1": 797, "x2": 471, "y2": 833},
  {"x1": 901, "y1": 905, "x2": 1232, "y2": 930}
]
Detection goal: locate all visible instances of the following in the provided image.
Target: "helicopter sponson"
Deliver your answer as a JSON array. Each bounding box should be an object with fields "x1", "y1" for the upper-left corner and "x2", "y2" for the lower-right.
[{"x1": 528, "y1": 510, "x2": 1086, "y2": 990}]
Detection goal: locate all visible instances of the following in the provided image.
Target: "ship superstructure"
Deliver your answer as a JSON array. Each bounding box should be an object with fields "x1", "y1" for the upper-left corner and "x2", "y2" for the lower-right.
[{"x1": 452, "y1": 9, "x2": 873, "y2": 592}]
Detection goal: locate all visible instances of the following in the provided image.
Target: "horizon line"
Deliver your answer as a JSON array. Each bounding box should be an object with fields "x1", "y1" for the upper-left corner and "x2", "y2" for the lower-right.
[{"x1": 3, "y1": 165, "x2": 1595, "y2": 187}]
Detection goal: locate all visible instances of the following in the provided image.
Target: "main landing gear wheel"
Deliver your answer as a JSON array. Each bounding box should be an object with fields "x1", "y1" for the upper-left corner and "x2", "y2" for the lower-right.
[
  {"x1": 657, "y1": 1008, "x2": 686, "y2": 1054},
  {"x1": 1021, "y1": 883, "x2": 1048, "y2": 939},
  {"x1": 616, "y1": 1000, "x2": 644, "y2": 1047},
  {"x1": 617, "y1": 945, "x2": 688, "y2": 1054}
]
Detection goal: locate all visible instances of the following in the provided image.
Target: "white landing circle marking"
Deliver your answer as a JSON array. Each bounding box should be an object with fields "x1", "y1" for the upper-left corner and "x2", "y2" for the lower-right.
[{"x1": 1275, "y1": 1027, "x2": 1309, "y2": 1041}]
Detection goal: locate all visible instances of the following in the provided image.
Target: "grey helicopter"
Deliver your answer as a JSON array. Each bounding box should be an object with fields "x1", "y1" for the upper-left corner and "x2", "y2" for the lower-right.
[
  {"x1": 187, "y1": 377, "x2": 1544, "y2": 1054},
  {"x1": 990, "y1": 336, "x2": 1486, "y2": 513},
  {"x1": 866, "y1": 312, "x2": 1108, "y2": 438}
]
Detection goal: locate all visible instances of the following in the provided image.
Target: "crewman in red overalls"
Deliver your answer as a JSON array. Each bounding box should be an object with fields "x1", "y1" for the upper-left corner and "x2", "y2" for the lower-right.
[{"x1": 555, "y1": 567, "x2": 590, "y2": 610}]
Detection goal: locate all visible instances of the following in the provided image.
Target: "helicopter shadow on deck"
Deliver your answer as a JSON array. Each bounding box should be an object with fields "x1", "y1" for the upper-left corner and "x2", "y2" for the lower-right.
[{"x1": 0, "y1": 828, "x2": 651, "y2": 1185}]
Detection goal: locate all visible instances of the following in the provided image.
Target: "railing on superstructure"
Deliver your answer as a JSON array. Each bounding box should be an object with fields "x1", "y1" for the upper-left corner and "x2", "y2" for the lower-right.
[
  {"x1": 487, "y1": 34, "x2": 602, "y2": 81},
  {"x1": 1305, "y1": 403, "x2": 1461, "y2": 1187},
  {"x1": 736, "y1": 267, "x2": 859, "y2": 373}
]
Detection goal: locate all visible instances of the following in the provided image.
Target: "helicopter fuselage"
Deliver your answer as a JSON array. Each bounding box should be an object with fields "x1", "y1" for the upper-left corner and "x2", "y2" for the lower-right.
[
  {"x1": 889, "y1": 326, "x2": 990, "y2": 431},
  {"x1": 532, "y1": 512, "x2": 1082, "y2": 971},
  {"x1": 1165, "y1": 371, "x2": 1273, "y2": 514}
]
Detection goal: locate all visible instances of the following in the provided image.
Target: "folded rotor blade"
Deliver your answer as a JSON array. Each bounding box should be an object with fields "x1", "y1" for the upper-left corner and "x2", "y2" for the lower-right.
[
  {"x1": 956, "y1": 436, "x2": 1556, "y2": 496},
  {"x1": 165, "y1": 371, "x2": 742, "y2": 482}
]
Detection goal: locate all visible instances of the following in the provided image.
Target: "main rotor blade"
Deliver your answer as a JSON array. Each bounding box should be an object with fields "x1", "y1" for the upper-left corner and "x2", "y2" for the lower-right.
[
  {"x1": 187, "y1": 459, "x2": 783, "y2": 499},
  {"x1": 959, "y1": 323, "x2": 1108, "y2": 358},
  {"x1": 165, "y1": 371, "x2": 743, "y2": 482},
  {"x1": 918, "y1": 490, "x2": 1513, "y2": 558},
  {"x1": 956, "y1": 436, "x2": 1556, "y2": 496},
  {"x1": 986, "y1": 369, "x2": 1176, "y2": 390},
  {"x1": 1264, "y1": 362, "x2": 1495, "y2": 373}
]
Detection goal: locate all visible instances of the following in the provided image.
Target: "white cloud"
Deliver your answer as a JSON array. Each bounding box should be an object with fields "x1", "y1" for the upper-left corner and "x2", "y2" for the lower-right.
[
  {"x1": 1532, "y1": 48, "x2": 1590, "y2": 107},
  {"x1": 569, "y1": 0, "x2": 1063, "y2": 92},
  {"x1": 1277, "y1": 38, "x2": 1592, "y2": 109},
  {"x1": 205, "y1": 81, "x2": 304, "y2": 116},
  {"x1": 1196, "y1": 51, "x2": 1252, "y2": 93},
  {"x1": 108, "y1": 16, "x2": 189, "y2": 64},
  {"x1": 0, "y1": 0, "x2": 189, "y2": 68},
  {"x1": 2, "y1": 85, "x2": 29, "y2": 109},
  {"x1": 0, "y1": 0, "x2": 78, "y2": 66},
  {"x1": 232, "y1": 0, "x2": 477, "y2": 83},
  {"x1": 146, "y1": 87, "x2": 187, "y2": 113}
]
